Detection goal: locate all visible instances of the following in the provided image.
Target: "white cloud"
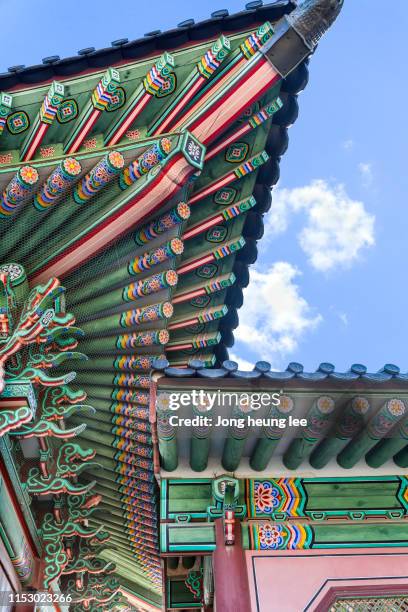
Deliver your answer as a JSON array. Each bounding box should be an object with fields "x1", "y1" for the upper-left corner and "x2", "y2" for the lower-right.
[
  {"x1": 265, "y1": 189, "x2": 291, "y2": 237},
  {"x1": 228, "y1": 353, "x2": 255, "y2": 371},
  {"x1": 342, "y1": 139, "x2": 354, "y2": 150},
  {"x1": 331, "y1": 309, "x2": 349, "y2": 326},
  {"x1": 338, "y1": 312, "x2": 349, "y2": 326},
  {"x1": 267, "y1": 180, "x2": 375, "y2": 272},
  {"x1": 359, "y1": 162, "x2": 374, "y2": 187},
  {"x1": 234, "y1": 262, "x2": 322, "y2": 362}
]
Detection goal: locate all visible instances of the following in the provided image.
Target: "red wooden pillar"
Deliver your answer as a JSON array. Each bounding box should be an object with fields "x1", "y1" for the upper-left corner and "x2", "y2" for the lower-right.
[{"x1": 213, "y1": 518, "x2": 252, "y2": 612}]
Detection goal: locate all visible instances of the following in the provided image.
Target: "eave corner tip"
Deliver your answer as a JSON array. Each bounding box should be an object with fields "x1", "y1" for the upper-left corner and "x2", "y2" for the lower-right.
[{"x1": 288, "y1": 0, "x2": 344, "y2": 48}]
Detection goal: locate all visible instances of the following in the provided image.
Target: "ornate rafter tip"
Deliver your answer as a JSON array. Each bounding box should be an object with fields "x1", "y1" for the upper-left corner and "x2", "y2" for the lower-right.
[
  {"x1": 198, "y1": 35, "x2": 231, "y2": 78},
  {"x1": 240, "y1": 21, "x2": 275, "y2": 59},
  {"x1": 74, "y1": 151, "x2": 124, "y2": 203},
  {"x1": 119, "y1": 137, "x2": 173, "y2": 190},
  {"x1": 128, "y1": 238, "x2": 183, "y2": 274},
  {"x1": 92, "y1": 68, "x2": 120, "y2": 110},
  {"x1": 134, "y1": 201, "x2": 190, "y2": 245},
  {"x1": 35, "y1": 157, "x2": 82, "y2": 210},
  {"x1": 0, "y1": 92, "x2": 12, "y2": 136},
  {"x1": 0, "y1": 166, "x2": 39, "y2": 217},
  {"x1": 144, "y1": 52, "x2": 175, "y2": 96},
  {"x1": 40, "y1": 81, "x2": 65, "y2": 124}
]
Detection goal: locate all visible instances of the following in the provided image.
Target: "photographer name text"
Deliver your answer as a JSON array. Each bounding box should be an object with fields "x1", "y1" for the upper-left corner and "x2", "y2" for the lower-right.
[{"x1": 167, "y1": 415, "x2": 307, "y2": 429}]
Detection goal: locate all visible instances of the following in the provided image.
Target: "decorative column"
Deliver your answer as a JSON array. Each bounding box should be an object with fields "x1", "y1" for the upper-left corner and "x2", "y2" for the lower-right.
[
  {"x1": 337, "y1": 399, "x2": 407, "y2": 469},
  {"x1": 212, "y1": 518, "x2": 251, "y2": 612},
  {"x1": 250, "y1": 395, "x2": 294, "y2": 471},
  {"x1": 309, "y1": 396, "x2": 370, "y2": 469},
  {"x1": 283, "y1": 396, "x2": 335, "y2": 470}
]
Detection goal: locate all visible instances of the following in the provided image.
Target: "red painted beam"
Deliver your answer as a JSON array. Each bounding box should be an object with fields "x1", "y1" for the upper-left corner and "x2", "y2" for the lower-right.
[{"x1": 191, "y1": 60, "x2": 280, "y2": 147}]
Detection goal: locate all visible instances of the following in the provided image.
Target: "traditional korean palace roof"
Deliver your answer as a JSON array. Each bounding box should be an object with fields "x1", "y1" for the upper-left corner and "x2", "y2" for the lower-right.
[
  {"x1": 0, "y1": 1, "x2": 298, "y2": 89},
  {"x1": 0, "y1": 0, "x2": 344, "y2": 609},
  {"x1": 155, "y1": 359, "x2": 408, "y2": 608},
  {"x1": 154, "y1": 359, "x2": 408, "y2": 478}
]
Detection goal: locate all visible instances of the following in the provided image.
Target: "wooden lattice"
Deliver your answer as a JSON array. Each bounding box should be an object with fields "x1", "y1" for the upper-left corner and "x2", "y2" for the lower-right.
[{"x1": 331, "y1": 597, "x2": 408, "y2": 612}]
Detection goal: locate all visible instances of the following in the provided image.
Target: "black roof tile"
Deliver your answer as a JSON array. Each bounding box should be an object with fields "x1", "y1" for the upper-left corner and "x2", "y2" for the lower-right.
[{"x1": 0, "y1": 1, "x2": 295, "y2": 89}]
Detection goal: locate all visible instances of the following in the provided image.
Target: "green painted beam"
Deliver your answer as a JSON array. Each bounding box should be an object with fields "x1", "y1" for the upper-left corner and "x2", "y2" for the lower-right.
[
  {"x1": 394, "y1": 445, "x2": 408, "y2": 468},
  {"x1": 366, "y1": 419, "x2": 408, "y2": 468},
  {"x1": 245, "y1": 520, "x2": 408, "y2": 550},
  {"x1": 161, "y1": 523, "x2": 215, "y2": 553}
]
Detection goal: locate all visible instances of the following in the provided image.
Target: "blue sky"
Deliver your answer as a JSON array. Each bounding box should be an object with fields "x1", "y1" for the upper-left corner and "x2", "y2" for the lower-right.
[{"x1": 1, "y1": 0, "x2": 407, "y2": 372}]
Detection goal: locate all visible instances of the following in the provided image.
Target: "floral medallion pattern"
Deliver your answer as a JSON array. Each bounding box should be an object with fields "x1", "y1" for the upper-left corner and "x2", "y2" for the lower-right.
[{"x1": 247, "y1": 479, "x2": 306, "y2": 518}]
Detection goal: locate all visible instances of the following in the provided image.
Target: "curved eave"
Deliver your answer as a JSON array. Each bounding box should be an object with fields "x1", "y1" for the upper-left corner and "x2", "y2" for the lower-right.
[{"x1": 215, "y1": 60, "x2": 309, "y2": 364}]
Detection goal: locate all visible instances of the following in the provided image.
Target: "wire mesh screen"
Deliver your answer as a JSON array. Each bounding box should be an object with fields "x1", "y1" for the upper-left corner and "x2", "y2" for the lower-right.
[{"x1": 330, "y1": 597, "x2": 408, "y2": 612}]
